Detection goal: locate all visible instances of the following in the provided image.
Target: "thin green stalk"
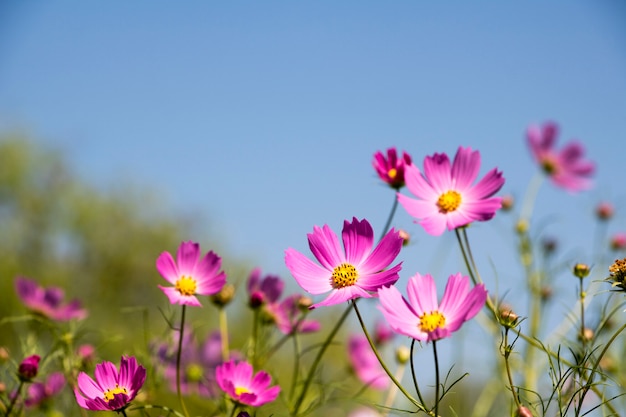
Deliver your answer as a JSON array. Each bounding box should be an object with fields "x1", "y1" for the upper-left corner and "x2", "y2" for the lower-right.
[
  {"x1": 130, "y1": 404, "x2": 186, "y2": 417},
  {"x1": 249, "y1": 309, "x2": 259, "y2": 368},
  {"x1": 5, "y1": 380, "x2": 23, "y2": 417},
  {"x1": 120, "y1": 409, "x2": 129, "y2": 417},
  {"x1": 352, "y1": 302, "x2": 429, "y2": 414},
  {"x1": 291, "y1": 303, "x2": 352, "y2": 416},
  {"x1": 228, "y1": 404, "x2": 239, "y2": 417},
  {"x1": 409, "y1": 339, "x2": 427, "y2": 407},
  {"x1": 502, "y1": 329, "x2": 521, "y2": 409},
  {"x1": 290, "y1": 331, "x2": 302, "y2": 401},
  {"x1": 432, "y1": 341, "x2": 440, "y2": 417},
  {"x1": 383, "y1": 361, "x2": 406, "y2": 414},
  {"x1": 380, "y1": 195, "x2": 399, "y2": 239},
  {"x1": 175, "y1": 305, "x2": 190, "y2": 417},
  {"x1": 219, "y1": 307, "x2": 230, "y2": 361}
]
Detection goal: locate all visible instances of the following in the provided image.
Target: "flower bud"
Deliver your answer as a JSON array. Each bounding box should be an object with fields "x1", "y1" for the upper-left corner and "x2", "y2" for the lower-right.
[
  {"x1": 297, "y1": 295, "x2": 313, "y2": 311},
  {"x1": 579, "y1": 327, "x2": 594, "y2": 342},
  {"x1": 501, "y1": 195, "x2": 514, "y2": 211},
  {"x1": 540, "y1": 286, "x2": 553, "y2": 302},
  {"x1": 595, "y1": 202, "x2": 614, "y2": 221},
  {"x1": 516, "y1": 406, "x2": 534, "y2": 417},
  {"x1": 573, "y1": 263, "x2": 591, "y2": 279},
  {"x1": 610, "y1": 233, "x2": 626, "y2": 251},
  {"x1": 498, "y1": 305, "x2": 520, "y2": 328},
  {"x1": 0, "y1": 347, "x2": 9, "y2": 363},
  {"x1": 18, "y1": 355, "x2": 40, "y2": 382},
  {"x1": 515, "y1": 219, "x2": 529, "y2": 234},
  {"x1": 248, "y1": 291, "x2": 265, "y2": 309},
  {"x1": 398, "y1": 229, "x2": 410, "y2": 246},
  {"x1": 395, "y1": 345, "x2": 410, "y2": 364},
  {"x1": 211, "y1": 284, "x2": 235, "y2": 307}
]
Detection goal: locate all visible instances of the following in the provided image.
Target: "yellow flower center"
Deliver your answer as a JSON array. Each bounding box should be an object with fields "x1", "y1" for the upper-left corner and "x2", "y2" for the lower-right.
[
  {"x1": 331, "y1": 263, "x2": 358, "y2": 288},
  {"x1": 175, "y1": 275, "x2": 197, "y2": 296},
  {"x1": 103, "y1": 385, "x2": 128, "y2": 402},
  {"x1": 235, "y1": 386, "x2": 251, "y2": 396},
  {"x1": 419, "y1": 311, "x2": 446, "y2": 333},
  {"x1": 541, "y1": 158, "x2": 557, "y2": 175},
  {"x1": 437, "y1": 190, "x2": 462, "y2": 213},
  {"x1": 388, "y1": 168, "x2": 398, "y2": 179}
]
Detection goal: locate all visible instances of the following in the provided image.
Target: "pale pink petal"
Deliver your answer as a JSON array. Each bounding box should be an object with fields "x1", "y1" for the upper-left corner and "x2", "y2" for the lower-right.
[
  {"x1": 450, "y1": 147, "x2": 480, "y2": 190},
  {"x1": 156, "y1": 252, "x2": 179, "y2": 284},
  {"x1": 176, "y1": 241, "x2": 200, "y2": 277},
  {"x1": 195, "y1": 270, "x2": 226, "y2": 296},
  {"x1": 407, "y1": 274, "x2": 438, "y2": 314},
  {"x1": 423, "y1": 152, "x2": 452, "y2": 192},
  {"x1": 194, "y1": 251, "x2": 222, "y2": 282},
  {"x1": 158, "y1": 286, "x2": 202, "y2": 307},
  {"x1": 359, "y1": 229, "x2": 403, "y2": 274},
  {"x1": 313, "y1": 286, "x2": 371, "y2": 308},
  {"x1": 357, "y1": 263, "x2": 402, "y2": 291},
  {"x1": 76, "y1": 373, "x2": 103, "y2": 398},
  {"x1": 404, "y1": 164, "x2": 440, "y2": 200},
  {"x1": 418, "y1": 214, "x2": 448, "y2": 236},
  {"x1": 397, "y1": 194, "x2": 437, "y2": 220},
  {"x1": 378, "y1": 285, "x2": 425, "y2": 340},
  {"x1": 308, "y1": 225, "x2": 344, "y2": 270}
]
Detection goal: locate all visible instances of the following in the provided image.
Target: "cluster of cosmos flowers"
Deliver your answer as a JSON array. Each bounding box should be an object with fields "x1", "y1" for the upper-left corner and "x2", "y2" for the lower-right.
[{"x1": 9, "y1": 119, "x2": 624, "y2": 417}]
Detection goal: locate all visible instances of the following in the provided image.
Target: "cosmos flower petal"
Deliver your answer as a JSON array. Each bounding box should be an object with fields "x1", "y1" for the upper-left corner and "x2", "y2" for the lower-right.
[
  {"x1": 342, "y1": 218, "x2": 374, "y2": 265},
  {"x1": 451, "y1": 147, "x2": 481, "y2": 190},
  {"x1": 216, "y1": 360, "x2": 280, "y2": 407},
  {"x1": 358, "y1": 263, "x2": 402, "y2": 291},
  {"x1": 285, "y1": 249, "x2": 333, "y2": 294},
  {"x1": 158, "y1": 286, "x2": 202, "y2": 307},
  {"x1": 95, "y1": 361, "x2": 118, "y2": 389},
  {"x1": 418, "y1": 214, "x2": 448, "y2": 236},
  {"x1": 407, "y1": 274, "x2": 437, "y2": 314},
  {"x1": 466, "y1": 168, "x2": 505, "y2": 200},
  {"x1": 313, "y1": 286, "x2": 372, "y2": 308},
  {"x1": 423, "y1": 152, "x2": 452, "y2": 192},
  {"x1": 397, "y1": 194, "x2": 438, "y2": 220},
  {"x1": 76, "y1": 373, "x2": 103, "y2": 399},
  {"x1": 359, "y1": 229, "x2": 403, "y2": 275},
  {"x1": 378, "y1": 285, "x2": 425, "y2": 340},
  {"x1": 176, "y1": 241, "x2": 201, "y2": 277},
  {"x1": 403, "y1": 164, "x2": 440, "y2": 201},
  {"x1": 308, "y1": 225, "x2": 345, "y2": 269},
  {"x1": 156, "y1": 252, "x2": 179, "y2": 285}
]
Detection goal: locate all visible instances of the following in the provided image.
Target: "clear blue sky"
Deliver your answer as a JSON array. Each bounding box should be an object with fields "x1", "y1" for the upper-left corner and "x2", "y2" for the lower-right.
[{"x1": 1, "y1": 1, "x2": 625, "y2": 308}]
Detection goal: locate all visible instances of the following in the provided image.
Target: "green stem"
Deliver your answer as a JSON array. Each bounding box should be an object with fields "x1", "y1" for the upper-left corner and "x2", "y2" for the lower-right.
[
  {"x1": 228, "y1": 404, "x2": 239, "y2": 417},
  {"x1": 352, "y1": 302, "x2": 429, "y2": 414},
  {"x1": 250, "y1": 309, "x2": 259, "y2": 368},
  {"x1": 219, "y1": 307, "x2": 230, "y2": 362},
  {"x1": 120, "y1": 409, "x2": 128, "y2": 417},
  {"x1": 409, "y1": 339, "x2": 427, "y2": 407},
  {"x1": 129, "y1": 404, "x2": 186, "y2": 417},
  {"x1": 380, "y1": 195, "x2": 399, "y2": 239},
  {"x1": 432, "y1": 341, "x2": 440, "y2": 417},
  {"x1": 291, "y1": 303, "x2": 352, "y2": 416},
  {"x1": 175, "y1": 305, "x2": 190, "y2": 417},
  {"x1": 5, "y1": 380, "x2": 23, "y2": 417},
  {"x1": 290, "y1": 332, "x2": 302, "y2": 401},
  {"x1": 502, "y1": 329, "x2": 521, "y2": 409}
]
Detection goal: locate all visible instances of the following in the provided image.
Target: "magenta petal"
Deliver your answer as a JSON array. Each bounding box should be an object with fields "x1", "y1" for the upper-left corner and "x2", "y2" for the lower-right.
[
  {"x1": 196, "y1": 271, "x2": 226, "y2": 296},
  {"x1": 176, "y1": 241, "x2": 201, "y2": 277},
  {"x1": 358, "y1": 263, "x2": 402, "y2": 291},
  {"x1": 359, "y1": 229, "x2": 403, "y2": 275},
  {"x1": 156, "y1": 252, "x2": 179, "y2": 285},
  {"x1": 77, "y1": 373, "x2": 103, "y2": 399},
  {"x1": 418, "y1": 215, "x2": 448, "y2": 236},
  {"x1": 407, "y1": 274, "x2": 437, "y2": 315},
  {"x1": 451, "y1": 147, "x2": 481, "y2": 190},
  {"x1": 308, "y1": 225, "x2": 344, "y2": 270},
  {"x1": 285, "y1": 249, "x2": 333, "y2": 295},
  {"x1": 342, "y1": 218, "x2": 374, "y2": 265},
  {"x1": 423, "y1": 152, "x2": 451, "y2": 192},
  {"x1": 313, "y1": 286, "x2": 371, "y2": 308},
  {"x1": 158, "y1": 286, "x2": 202, "y2": 307},
  {"x1": 377, "y1": 286, "x2": 424, "y2": 340}
]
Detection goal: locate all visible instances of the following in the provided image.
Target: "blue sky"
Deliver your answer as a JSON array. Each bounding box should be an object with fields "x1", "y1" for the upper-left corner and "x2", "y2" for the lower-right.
[{"x1": 1, "y1": 1, "x2": 625, "y2": 311}]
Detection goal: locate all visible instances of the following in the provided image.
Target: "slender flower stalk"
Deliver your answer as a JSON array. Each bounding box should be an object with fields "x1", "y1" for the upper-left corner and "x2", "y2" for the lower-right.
[
  {"x1": 5, "y1": 381, "x2": 24, "y2": 417},
  {"x1": 432, "y1": 341, "x2": 441, "y2": 417},
  {"x1": 219, "y1": 307, "x2": 230, "y2": 362},
  {"x1": 175, "y1": 305, "x2": 190, "y2": 417}
]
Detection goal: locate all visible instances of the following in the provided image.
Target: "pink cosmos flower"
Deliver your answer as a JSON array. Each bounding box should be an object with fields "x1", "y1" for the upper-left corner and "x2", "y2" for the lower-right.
[
  {"x1": 15, "y1": 277, "x2": 87, "y2": 321},
  {"x1": 378, "y1": 273, "x2": 487, "y2": 342},
  {"x1": 24, "y1": 372, "x2": 65, "y2": 408},
  {"x1": 215, "y1": 360, "x2": 280, "y2": 407},
  {"x1": 348, "y1": 334, "x2": 389, "y2": 390},
  {"x1": 157, "y1": 241, "x2": 227, "y2": 307},
  {"x1": 285, "y1": 217, "x2": 403, "y2": 309},
  {"x1": 74, "y1": 356, "x2": 146, "y2": 412},
  {"x1": 526, "y1": 121, "x2": 595, "y2": 192},
  {"x1": 268, "y1": 294, "x2": 321, "y2": 334},
  {"x1": 247, "y1": 268, "x2": 284, "y2": 308},
  {"x1": 397, "y1": 146, "x2": 505, "y2": 236},
  {"x1": 373, "y1": 148, "x2": 412, "y2": 189},
  {"x1": 610, "y1": 233, "x2": 626, "y2": 251}
]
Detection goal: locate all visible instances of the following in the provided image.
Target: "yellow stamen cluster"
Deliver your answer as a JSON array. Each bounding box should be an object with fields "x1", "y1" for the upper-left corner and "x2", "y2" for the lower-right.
[
  {"x1": 419, "y1": 311, "x2": 446, "y2": 333},
  {"x1": 437, "y1": 190, "x2": 462, "y2": 213},
  {"x1": 175, "y1": 275, "x2": 197, "y2": 296},
  {"x1": 388, "y1": 168, "x2": 398, "y2": 179},
  {"x1": 331, "y1": 263, "x2": 358, "y2": 288},
  {"x1": 103, "y1": 385, "x2": 128, "y2": 402},
  {"x1": 235, "y1": 386, "x2": 251, "y2": 396}
]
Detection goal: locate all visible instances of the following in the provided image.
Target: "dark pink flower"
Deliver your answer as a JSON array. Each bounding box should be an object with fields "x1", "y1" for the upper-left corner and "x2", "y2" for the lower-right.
[
  {"x1": 373, "y1": 148, "x2": 412, "y2": 189},
  {"x1": 15, "y1": 277, "x2": 87, "y2": 321},
  {"x1": 526, "y1": 121, "x2": 595, "y2": 192},
  {"x1": 74, "y1": 356, "x2": 146, "y2": 412},
  {"x1": 247, "y1": 268, "x2": 284, "y2": 308},
  {"x1": 18, "y1": 355, "x2": 40, "y2": 382},
  {"x1": 157, "y1": 241, "x2": 227, "y2": 307},
  {"x1": 610, "y1": 233, "x2": 626, "y2": 251},
  {"x1": 348, "y1": 335, "x2": 389, "y2": 390},
  {"x1": 285, "y1": 218, "x2": 403, "y2": 309},
  {"x1": 268, "y1": 294, "x2": 321, "y2": 335},
  {"x1": 216, "y1": 360, "x2": 280, "y2": 407},
  {"x1": 24, "y1": 372, "x2": 65, "y2": 407}
]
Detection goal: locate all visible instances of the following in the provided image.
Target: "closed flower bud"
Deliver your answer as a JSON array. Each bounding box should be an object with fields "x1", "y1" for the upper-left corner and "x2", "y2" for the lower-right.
[
  {"x1": 0, "y1": 347, "x2": 9, "y2": 363},
  {"x1": 395, "y1": 345, "x2": 410, "y2": 364},
  {"x1": 211, "y1": 283, "x2": 235, "y2": 307},
  {"x1": 610, "y1": 233, "x2": 626, "y2": 251},
  {"x1": 501, "y1": 195, "x2": 514, "y2": 211},
  {"x1": 596, "y1": 202, "x2": 614, "y2": 221},
  {"x1": 398, "y1": 229, "x2": 410, "y2": 246},
  {"x1": 515, "y1": 219, "x2": 529, "y2": 234},
  {"x1": 18, "y1": 355, "x2": 40, "y2": 382},
  {"x1": 516, "y1": 406, "x2": 534, "y2": 417},
  {"x1": 573, "y1": 263, "x2": 591, "y2": 279},
  {"x1": 579, "y1": 327, "x2": 594, "y2": 342},
  {"x1": 498, "y1": 305, "x2": 520, "y2": 328},
  {"x1": 248, "y1": 291, "x2": 265, "y2": 309},
  {"x1": 297, "y1": 295, "x2": 313, "y2": 311}
]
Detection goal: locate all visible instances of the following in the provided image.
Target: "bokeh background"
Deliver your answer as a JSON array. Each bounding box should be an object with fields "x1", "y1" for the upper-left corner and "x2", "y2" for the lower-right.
[{"x1": 1, "y1": 1, "x2": 625, "y2": 415}]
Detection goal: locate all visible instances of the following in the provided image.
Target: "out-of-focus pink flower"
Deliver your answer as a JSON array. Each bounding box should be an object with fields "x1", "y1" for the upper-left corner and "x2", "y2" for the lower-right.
[
  {"x1": 348, "y1": 335, "x2": 389, "y2": 390},
  {"x1": 155, "y1": 329, "x2": 227, "y2": 398},
  {"x1": 285, "y1": 218, "x2": 403, "y2": 309},
  {"x1": 18, "y1": 355, "x2": 40, "y2": 382},
  {"x1": 373, "y1": 148, "x2": 412, "y2": 189},
  {"x1": 268, "y1": 294, "x2": 321, "y2": 334},
  {"x1": 610, "y1": 233, "x2": 626, "y2": 251},
  {"x1": 216, "y1": 360, "x2": 280, "y2": 407},
  {"x1": 247, "y1": 268, "x2": 284, "y2": 308},
  {"x1": 526, "y1": 121, "x2": 594, "y2": 192},
  {"x1": 77, "y1": 344, "x2": 96, "y2": 369},
  {"x1": 378, "y1": 273, "x2": 487, "y2": 342},
  {"x1": 24, "y1": 372, "x2": 65, "y2": 407},
  {"x1": 373, "y1": 321, "x2": 394, "y2": 345},
  {"x1": 157, "y1": 241, "x2": 227, "y2": 307},
  {"x1": 349, "y1": 406, "x2": 383, "y2": 417},
  {"x1": 15, "y1": 277, "x2": 87, "y2": 321},
  {"x1": 74, "y1": 356, "x2": 146, "y2": 412},
  {"x1": 397, "y1": 146, "x2": 505, "y2": 236}
]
